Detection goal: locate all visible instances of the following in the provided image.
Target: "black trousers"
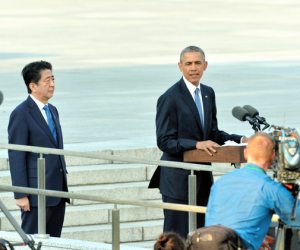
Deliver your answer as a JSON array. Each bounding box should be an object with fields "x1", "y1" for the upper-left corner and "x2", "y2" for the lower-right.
[
  {"x1": 162, "y1": 172, "x2": 212, "y2": 239},
  {"x1": 21, "y1": 198, "x2": 66, "y2": 237}
]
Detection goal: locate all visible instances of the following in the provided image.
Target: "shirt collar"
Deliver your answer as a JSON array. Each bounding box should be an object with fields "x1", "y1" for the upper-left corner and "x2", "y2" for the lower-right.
[
  {"x1": 183, "y1": 76, "x2": 201, "y2": 97},
  {"x1": 244, "y1": 163, "x2": 266, "y2": 174},
  {"x1": 30, "y1": 94, "x2": 48, "y2": 111}
]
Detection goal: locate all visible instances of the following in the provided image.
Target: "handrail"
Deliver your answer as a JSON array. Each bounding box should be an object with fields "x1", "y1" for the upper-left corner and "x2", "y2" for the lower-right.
[
  {"x1": 0, "y1": 143, "x2": 235, "y2": 173},
  {"x1": 0, "y1": 184, "x2": 206, "y2": 213},
  {"x1": 0, "y1": 184, "x2": 279, "y2": 222}
]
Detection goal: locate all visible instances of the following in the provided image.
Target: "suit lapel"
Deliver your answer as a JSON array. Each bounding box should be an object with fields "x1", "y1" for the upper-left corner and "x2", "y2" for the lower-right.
[
  {"x1": 26, "y1": 96, "x2": 58, "y2": 147},
  {"x1": 178, "y1": 78, "x2": 204, "y2": 134},
  {"x1": 201, "y1": 85, "x2": 210, "y2": 140}
]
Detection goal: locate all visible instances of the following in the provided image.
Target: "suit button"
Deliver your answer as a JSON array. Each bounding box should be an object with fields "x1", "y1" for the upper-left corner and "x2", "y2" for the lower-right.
[{"x1": 60, "y1": 169, "x2": 63, "y2": 172}]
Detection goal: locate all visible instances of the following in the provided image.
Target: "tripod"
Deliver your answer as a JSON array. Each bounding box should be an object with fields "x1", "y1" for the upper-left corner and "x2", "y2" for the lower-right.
[
  {"x1": 0, "y1": 199, "x2": 42, "y2": 250},
  {"x1": 274, "y1": 184, "x2": 300, "y2": 250}
]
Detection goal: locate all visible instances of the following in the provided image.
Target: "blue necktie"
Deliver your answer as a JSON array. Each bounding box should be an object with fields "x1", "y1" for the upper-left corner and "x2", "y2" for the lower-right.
[
  {"x1": 43, "y1": 105, "x2": 58, "y2": 143},
  {"x1": 195, "y1": 88, "x2": 204, "y2": 128}
]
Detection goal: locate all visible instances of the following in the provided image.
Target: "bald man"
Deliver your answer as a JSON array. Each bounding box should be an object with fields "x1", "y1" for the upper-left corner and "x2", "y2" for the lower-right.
[{"x1": 205, "y1": 132, "x2": 300, "y2": 250}]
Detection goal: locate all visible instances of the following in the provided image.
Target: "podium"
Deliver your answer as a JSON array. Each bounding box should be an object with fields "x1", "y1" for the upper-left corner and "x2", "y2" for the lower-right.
[
  {"x1": 183, "y1": 145, "x2": 246, "y2": 164},
  {"x1": 184, "y1": 145, "x2": 247, "y2": 233}
]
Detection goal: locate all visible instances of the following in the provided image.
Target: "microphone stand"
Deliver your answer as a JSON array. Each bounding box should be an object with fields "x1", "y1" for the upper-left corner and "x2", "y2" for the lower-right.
[
  {"x1": 245, "y1": 117, "x2": 260, "y2": 133},
  {"x1": 274, "y1": 183, "x2": 300, "y2": 250},
  {"x1": 291, "y1": 185, "x2": 299, "y2": 221},
  {"x1": 255, "y1": 116, "x2": 270, "y2": 131}
]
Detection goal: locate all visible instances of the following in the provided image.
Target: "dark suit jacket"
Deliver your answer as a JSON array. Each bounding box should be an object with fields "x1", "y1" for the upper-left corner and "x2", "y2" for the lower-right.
[
  {"x1": 149, "y1": 78, "x2": 242, "y2": 200},
  {"x1": 8, "y1": 96, "x2": 69, "y2": 207}
]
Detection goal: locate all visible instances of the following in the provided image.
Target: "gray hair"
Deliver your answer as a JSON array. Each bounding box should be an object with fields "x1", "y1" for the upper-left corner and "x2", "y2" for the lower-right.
[{"x1": 180, "y1": 46, "x2": 205, "y2": 62}]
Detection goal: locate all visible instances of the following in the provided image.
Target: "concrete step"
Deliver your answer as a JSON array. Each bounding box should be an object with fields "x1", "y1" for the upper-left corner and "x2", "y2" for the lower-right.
[
  {"x1": 0, "y1": 202, "x2": 163, "y2": 231},
  {"x1": 61, "y1": 219, "x2": 164, "y2": 243},
  {"x1": 69, "y1": 181, "x2": 162, "y2": 206},
  {"x1": 0, "y1": 164, "x2": 157, "y2": 189},
  {"x1": 0, "y1": 181, "x2": 162, "y2": 210},
  {"x1": 122, "y1": 240, "x2": 156, "y2": 249},
  {"x1": 0, "y1": 147, "x2": 163, "y2": 169},
  {"x1": 67, "y1": 164, "x2": 156, "y2": 186},
  {"x1": 0, "y1": 170, "x2": 11, "y2": 186},
  {"x1": 0, "y1": 158, "x2": 8, "y2": 171}
]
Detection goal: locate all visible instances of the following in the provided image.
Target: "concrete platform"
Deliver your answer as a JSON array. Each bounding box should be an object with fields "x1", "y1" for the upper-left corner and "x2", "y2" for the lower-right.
[
  {"x1": 1, "y1": 0, "x2": 300, "y2": 147},
  {"x1": 0, "y1": 231, "x2": 147, "y2": 250}
]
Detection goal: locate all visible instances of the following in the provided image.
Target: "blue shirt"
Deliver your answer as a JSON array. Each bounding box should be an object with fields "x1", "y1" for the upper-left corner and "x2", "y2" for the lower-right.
[{"x1": 205, "y1": 164, "x2": 300, "y2": 250}]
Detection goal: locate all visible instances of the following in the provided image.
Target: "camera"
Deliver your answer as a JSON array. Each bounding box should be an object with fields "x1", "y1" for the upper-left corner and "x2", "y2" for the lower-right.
[{"x1": 269, "y1": 127, "x2": 300, "y2": 184}]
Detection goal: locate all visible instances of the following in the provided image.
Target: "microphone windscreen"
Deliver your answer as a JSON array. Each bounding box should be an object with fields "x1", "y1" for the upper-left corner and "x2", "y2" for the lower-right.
[
  {"x1": 232, "y1": 106, "x2": 249, "y2": 121},
  {"x1": 243, "y1": 105, "x2": 259, "y2": 118},
  {"x1": 0, "y1": 91, "x2": 3, "y2": 105}
]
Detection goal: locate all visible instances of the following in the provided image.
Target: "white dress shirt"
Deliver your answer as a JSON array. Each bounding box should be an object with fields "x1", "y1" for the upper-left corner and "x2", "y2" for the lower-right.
[
  {"x1": 30, "y1": 94, "x2": 49, "y2": 125},
  {"x1": 183, "y1": 76, "x2": 205, "y2": 124},
  {"x1": 182, "y1": 77, "x2": 244, "y2": 143}
]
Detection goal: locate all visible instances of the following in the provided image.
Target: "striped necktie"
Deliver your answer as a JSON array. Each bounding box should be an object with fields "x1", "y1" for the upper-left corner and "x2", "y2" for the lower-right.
[{"x1": 195, "y1": 88, "x2": 204, "y2": 128}]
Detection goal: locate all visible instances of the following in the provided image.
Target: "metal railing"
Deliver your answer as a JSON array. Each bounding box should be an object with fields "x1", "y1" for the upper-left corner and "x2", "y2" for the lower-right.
[
  {"x1": 0, "y1": 185, "x2": 280, "y2": 246},
  {"x1": 0, "y1": 143, "x2": 279, "y2": 249}
]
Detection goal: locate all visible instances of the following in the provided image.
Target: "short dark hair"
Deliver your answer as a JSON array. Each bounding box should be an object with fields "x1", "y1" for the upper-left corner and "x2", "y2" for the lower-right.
[
  {"x1": 21, "y1": 60, "x2": 52, "y2": 94},
  {"x1": 0, "y1": 239, "x2": 14, "y2": 250},
  {"x1": 180, "y1": 46, "x2": 205, "y2": 62},
  {"x1": 154, "y1": 232, "x2": 186, "y2": 250}
]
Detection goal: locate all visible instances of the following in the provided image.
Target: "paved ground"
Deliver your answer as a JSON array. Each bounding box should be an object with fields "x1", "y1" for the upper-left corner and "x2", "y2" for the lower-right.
[{"x1": 0, "y1": 0, "x2": 300, "y2": 149}]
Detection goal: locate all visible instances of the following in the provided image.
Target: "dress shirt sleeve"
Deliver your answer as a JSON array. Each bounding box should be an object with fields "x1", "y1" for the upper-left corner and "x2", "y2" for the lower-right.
[
  {"x1": 8, "y1": 109, "x2": 30, "y2": 199},
  {"x1": 156, "y1": 94, "x2": 198, "y2": 155}
]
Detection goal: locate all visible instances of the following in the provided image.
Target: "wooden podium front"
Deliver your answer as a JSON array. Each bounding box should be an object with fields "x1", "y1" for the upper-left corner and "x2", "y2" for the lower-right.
[{"x1": 184, "y1": 145, "x2": 246, "y2": 163}]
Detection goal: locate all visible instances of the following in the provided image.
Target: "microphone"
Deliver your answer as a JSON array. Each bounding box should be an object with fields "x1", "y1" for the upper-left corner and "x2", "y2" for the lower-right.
[
  {"x1": 0, "y1": 91, "x2": 3, "y2": 106},
  {"x1": 232, "y1": 106, "x2": 260, "y2": 132},
  {"x1": 243, "y1": 105, "x2": 270, "y2": 130}
]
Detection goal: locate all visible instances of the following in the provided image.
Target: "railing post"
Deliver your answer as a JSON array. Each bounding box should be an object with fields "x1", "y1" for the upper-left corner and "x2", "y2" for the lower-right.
[
  {"x1": 235, "y1": 163, "x2": 241, "y2": 169},
  {"x1": 35, "y1": 153, "x2": 49, "y2": 239},
  {"x1": 112, "y1": 204, "x2": 120, "y2": 250},
  {"x1": 188, "y1": 170, "x2": 197, "y2": 233}
]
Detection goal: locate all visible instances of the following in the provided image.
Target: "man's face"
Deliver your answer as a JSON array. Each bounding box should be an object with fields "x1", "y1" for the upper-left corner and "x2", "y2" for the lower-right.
[
  {"x1": 30, "y1": 69, "x2": 55, "y2": 104},
  {"x1": 178, "y1": 52, "x2": 208, "y2": 86}
]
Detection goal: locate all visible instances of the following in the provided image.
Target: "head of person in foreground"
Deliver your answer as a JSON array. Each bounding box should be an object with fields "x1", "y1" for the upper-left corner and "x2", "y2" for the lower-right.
[
  {"x1": 154, "y1": 232, "x2": 186, "y2": 250},
  {"x1": 244, "y1": 132, "x2": 275, "y2": 171}
]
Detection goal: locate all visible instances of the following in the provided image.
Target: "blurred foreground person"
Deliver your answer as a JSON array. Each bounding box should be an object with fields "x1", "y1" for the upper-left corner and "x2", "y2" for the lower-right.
[
  {"x1": 0, "y1": 239, "x2": 14, "y2": 250},
  {"x1": 154, "y1": 232, "x2": 186, "y2": 250},
  {"x1": 197, "y1": 132, "x2": 300, "y2": 250}
]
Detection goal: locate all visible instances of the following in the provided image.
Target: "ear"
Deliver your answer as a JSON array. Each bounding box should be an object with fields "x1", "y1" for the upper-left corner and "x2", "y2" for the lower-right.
[
  {"x1": 204, "y1": 61, "x2": 208, "y2": 71},
  {"x1": 178, "y1": 62, "x2": 183, "y2": 72},
  {"x1": 244, "y1": 148, "x2": 248, "y2": 161},
  {"x1": 29, "y1": 82, "x2": 36, "y2": 93},
  {"x1": 270, "y1": 151, "x2": 275, "y2": 163}
]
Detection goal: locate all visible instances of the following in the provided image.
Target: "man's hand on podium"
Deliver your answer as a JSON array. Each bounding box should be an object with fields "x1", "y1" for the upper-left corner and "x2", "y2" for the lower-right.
[
  {"x1": 196, "y1": 140, "x2": 220, "y2": 156},
  {"x1": 242, "y1": 137, "x2": 249, "y2": 143}
]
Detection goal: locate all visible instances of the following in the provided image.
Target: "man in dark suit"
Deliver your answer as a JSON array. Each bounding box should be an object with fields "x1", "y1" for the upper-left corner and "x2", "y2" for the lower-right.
[
  {"x1": 8, "y1": 61, "x2": 69, "y2": 237},
  {"x1": 149, "y1": 46, "x2": 247, "y2": 238}
]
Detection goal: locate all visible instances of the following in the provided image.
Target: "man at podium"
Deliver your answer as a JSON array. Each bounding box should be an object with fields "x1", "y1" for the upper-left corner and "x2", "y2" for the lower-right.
[{"x1": 148, "y1": 45, "x2": 247, "y2": 238}]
